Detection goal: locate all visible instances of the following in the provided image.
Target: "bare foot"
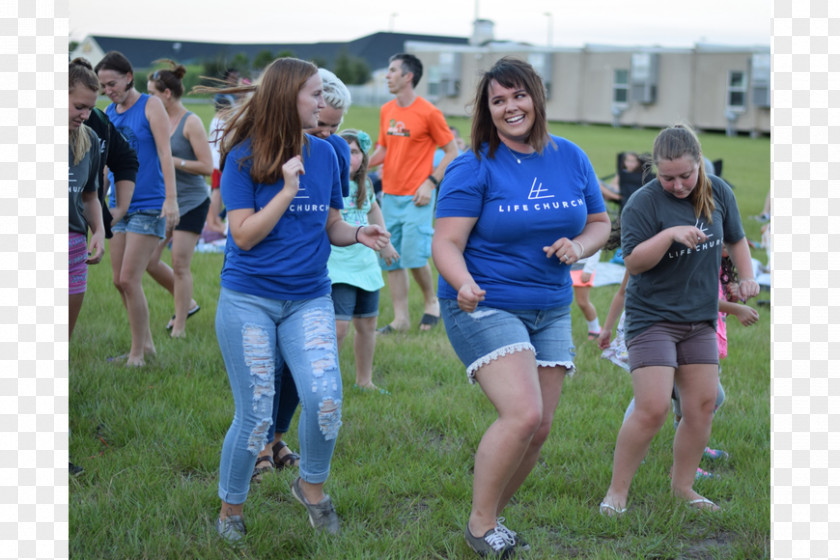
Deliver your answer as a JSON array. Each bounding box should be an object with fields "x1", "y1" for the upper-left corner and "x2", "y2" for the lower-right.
[{"x1": 377, "y1": 323, "x2": 409, "y2": 334}]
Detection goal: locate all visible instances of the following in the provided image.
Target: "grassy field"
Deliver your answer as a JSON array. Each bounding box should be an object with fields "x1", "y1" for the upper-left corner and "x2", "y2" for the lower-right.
[{"x1": 71, "y1": 111, "x2": 770, "y2": 559}]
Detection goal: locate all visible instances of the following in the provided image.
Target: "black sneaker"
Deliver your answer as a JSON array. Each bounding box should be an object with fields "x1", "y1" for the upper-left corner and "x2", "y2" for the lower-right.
[
  {"x1": 290, "y1": 477, "x2": 340, "y2": 534},
  {"x1": 215, "y1": 515, "x2": 246, "y2": 545},
  {"x1": 465, "y1": 525, "x2": 516, "y2": 558},
  {"x1": 496, "y1": 517, "x2": 530, "y2": 551}
]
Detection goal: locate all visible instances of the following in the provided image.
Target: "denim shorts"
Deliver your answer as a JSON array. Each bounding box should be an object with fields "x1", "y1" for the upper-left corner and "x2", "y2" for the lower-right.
[
  {"x1": 379, "y1": 194, "x2": 434, "y2": 270},
  {"x1": 331, "y1": 282, "x2": 379, "y2": 321},
  {"x1": 440, "y1": 298, "x2": 575, "y2": 384},
  {"x1": 626, "y1": 321, "x2": 718, "y2": 371},
  {"x1": 111, "y1": 209, "x2": 166, "y2": 238}
]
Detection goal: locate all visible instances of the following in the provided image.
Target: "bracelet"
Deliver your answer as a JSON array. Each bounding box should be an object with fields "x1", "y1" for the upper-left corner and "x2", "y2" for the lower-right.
[
  {"x1": 572, "y1": 240, "x2": 585, "y2": 258},
  {"x1": 427, "y1": 175, "x2": 439, "y2": 187},
  {"x1": 180, "y1": 159, "x2": 186, "y2": 168},
  {"x1": 354, "y1": 226, "x2": 363, "y2": 243}
]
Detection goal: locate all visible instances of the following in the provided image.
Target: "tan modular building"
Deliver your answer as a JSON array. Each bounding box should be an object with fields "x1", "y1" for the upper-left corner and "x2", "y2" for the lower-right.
[{"x1": 405, "y1": 38, "x2": 770, "y2": 136}]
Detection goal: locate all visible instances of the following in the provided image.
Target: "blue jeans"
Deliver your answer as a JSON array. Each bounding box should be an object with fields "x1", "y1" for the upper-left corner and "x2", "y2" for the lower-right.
[
  {"x1": 269, "y1": 364, "x2": 300, "y2": 436},
  {"x1": 215, "y1": 287, "x2": 343, "y2": 504}
]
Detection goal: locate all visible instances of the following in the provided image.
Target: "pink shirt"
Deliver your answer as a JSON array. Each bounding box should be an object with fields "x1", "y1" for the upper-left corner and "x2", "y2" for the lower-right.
[{"x1": 717, "y1": 281, "x2": 728, "y2": 359}]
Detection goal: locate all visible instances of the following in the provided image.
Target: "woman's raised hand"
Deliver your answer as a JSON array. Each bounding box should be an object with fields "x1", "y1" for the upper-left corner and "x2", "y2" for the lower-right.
[{"x1": 281, "y1": 155, "x2": 304, "y2": 197}]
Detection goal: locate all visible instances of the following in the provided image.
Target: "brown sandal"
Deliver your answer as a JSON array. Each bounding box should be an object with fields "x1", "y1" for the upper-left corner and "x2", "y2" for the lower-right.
[
  {"x1": 251, "y1": 455, "x2": 275, "y2": 482},
  {"x1": 272, "y1": 440, "x2": 300, "y2": 469}
]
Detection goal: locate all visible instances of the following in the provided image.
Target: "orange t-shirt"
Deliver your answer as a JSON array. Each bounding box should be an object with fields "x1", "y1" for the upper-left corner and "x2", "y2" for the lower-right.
[{"x1": 376, "y1": 97, "x2": 454, "y2": 196}]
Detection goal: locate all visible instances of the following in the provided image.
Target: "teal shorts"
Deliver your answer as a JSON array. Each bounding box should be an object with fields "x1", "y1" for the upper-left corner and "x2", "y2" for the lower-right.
[{"x1": 378, "y1": 194, "x2": 434, "y2": 270}]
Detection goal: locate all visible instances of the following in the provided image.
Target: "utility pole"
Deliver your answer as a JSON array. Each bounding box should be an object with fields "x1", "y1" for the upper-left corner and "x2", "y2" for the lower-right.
[{"x1": 544, "y1": 12, "x2": 553, "y2": 47}]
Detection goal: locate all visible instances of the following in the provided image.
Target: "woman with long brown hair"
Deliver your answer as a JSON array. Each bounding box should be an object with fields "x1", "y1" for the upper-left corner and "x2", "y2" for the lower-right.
[{"x1": 206, "y1": 58, "x2": 391, "y2": 544}]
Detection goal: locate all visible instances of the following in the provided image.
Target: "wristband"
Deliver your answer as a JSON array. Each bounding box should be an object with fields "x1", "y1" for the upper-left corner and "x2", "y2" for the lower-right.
[
  {"x1": 427, "y1": 175, "x2": 439, "y2": 187},
  {"x1": 355, "y1": 226, "x2": 363, "y2": 243}
]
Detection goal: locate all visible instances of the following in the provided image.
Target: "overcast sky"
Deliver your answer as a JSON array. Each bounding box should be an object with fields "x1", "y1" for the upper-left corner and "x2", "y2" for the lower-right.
[{"x1": 70, "y1": 0, "x2": 770, "y2": 48}]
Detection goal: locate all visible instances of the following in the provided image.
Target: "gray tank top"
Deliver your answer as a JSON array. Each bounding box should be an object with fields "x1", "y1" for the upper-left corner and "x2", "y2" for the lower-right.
[{"x1": 171, "y1": 111, "x2": 210, "y2": 215}]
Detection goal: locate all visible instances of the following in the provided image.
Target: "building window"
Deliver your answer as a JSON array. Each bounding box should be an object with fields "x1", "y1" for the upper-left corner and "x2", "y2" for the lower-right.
[
  {"x1": 727, "y1": 71, "x2": 747, "y2": 110},
  {"x1": 430, "y1": 52, "x2": 461, "y2": 98},
  {"x1": 613, "y1": 69, "x2": 629, "y2": 104},
  {"x1": 751, "y1": 54, "x2": 771, "y2": 108},
  {"x1": 528, "y1": 53, "x2": 553, "y2": 99}
]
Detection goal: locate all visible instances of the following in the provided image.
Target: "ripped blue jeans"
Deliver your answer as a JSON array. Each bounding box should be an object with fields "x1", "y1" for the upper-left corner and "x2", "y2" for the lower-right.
[{"x1": 215, "y1": 287, "x2": 342, "y2": 505}]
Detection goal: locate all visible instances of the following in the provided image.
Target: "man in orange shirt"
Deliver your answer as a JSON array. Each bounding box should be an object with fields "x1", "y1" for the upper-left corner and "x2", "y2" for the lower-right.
[{"x1": 369, "y1": 53, "x2": 459, "y2": 333}]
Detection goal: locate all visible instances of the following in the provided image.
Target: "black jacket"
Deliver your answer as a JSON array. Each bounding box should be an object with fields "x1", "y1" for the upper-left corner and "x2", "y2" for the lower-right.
[{"x1": 84, "y1": 108, "x2": 139, "y2": 238}]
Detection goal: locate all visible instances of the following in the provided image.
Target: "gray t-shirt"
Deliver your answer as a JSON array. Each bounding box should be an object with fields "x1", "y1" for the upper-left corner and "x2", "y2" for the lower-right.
[
  {"x1": 621, "y1": 175, "x2": 744, "y2": 341},
  {"x1": 68, "y1": 126, "x2": 101, "y2": 235},
  {"x1": 171, "y1": 111, "x2": 210, "y2": 214}
]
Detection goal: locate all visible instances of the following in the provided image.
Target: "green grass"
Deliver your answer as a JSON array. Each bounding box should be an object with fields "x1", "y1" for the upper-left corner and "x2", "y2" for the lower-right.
[{"x1": 70, "y1": 118, "x2": 769, "y2": 559}]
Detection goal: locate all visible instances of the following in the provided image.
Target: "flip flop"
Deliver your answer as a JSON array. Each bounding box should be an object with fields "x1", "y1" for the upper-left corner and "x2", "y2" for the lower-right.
[
  {"x1": 599, "y1": 502, "x2": 627, "y2": 517},
  {"x1": 352, "y1": 383, "x2": 391, "y2": 395},
  {"x1": 419, "y1": 313, "x2": 440, "y2": 330},
  {"x1": 166, "y1": 304, "x2": 200, "y2": 330},
  {"x1": 376, "y1": 324, "x2": 404, "y2": 335},
  {"x1": 106, "y1": 353, "x2": 129, "y2": 363},
  {"x1": 688, "y1": 497, "x2": 720, "y2": 511}
]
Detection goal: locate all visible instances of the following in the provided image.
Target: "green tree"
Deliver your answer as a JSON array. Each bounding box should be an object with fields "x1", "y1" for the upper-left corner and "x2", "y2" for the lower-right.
[
  {"x1": 333, "y1": 50, "x2": 371, "y2": 85},
  {"x1": 230, "y1": 52, "x2": 250, "y2": 76},
  {"x1": 252, "y1": 49, "x2": 275, "y2": 72},
  {"x1": 201, "y1": 54, "x2": 248, "y2": 86},
  {"x1": 310, "y1": 56, "x2": 329, "y2": 70}
]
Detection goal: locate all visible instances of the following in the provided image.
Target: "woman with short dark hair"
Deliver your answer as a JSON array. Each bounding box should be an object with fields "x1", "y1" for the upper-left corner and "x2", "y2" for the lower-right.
[
  {"x1": 95, "y1": 50, "x2": 178, "y2": 367},
  {"x1": 433, "y1": 56, "x2": 610, "y2": 558}
]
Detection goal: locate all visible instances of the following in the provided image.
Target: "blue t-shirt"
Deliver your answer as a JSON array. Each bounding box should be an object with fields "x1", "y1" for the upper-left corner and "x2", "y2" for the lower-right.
[
  {"x1": 325, "y1": 133, "x2": 351, "y2": 198},
  {"x1": 105, "y1": 94, "x2": 166, "y2": 212},
  {"x1": 435, "y1": 135, "x2": 606, "y2": 309},
  {"x1": 220, "y1": 135, "x2": 344, "y2": 300}
]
